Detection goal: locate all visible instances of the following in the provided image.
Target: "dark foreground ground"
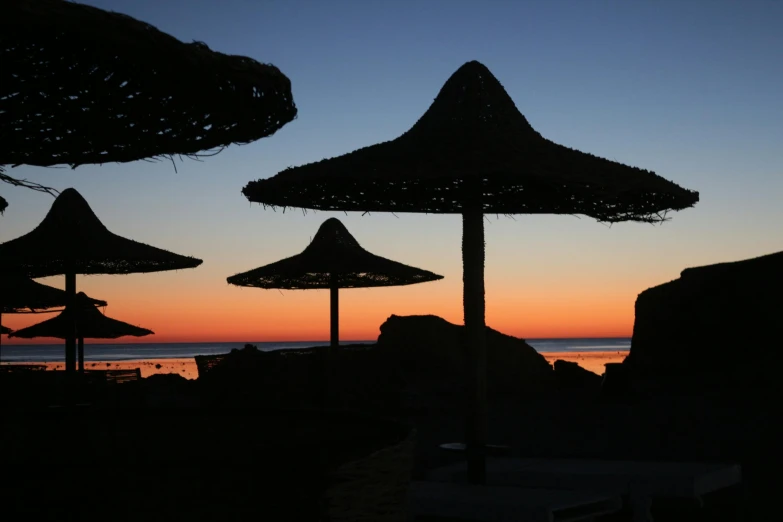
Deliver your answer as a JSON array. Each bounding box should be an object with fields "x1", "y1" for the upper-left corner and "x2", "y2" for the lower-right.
[{"x1": 1, "y1": 366, "x2": 779, "y2": 522}]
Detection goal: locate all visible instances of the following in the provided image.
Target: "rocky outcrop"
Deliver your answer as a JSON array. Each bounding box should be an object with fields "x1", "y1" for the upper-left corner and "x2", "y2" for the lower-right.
[
  {"x1": 625, "y1": 251, "x2": 783, "y2": 381},
  {"x1": 376, "y1": 314, "x2": 554, "y2": 398},
  {"x1": 553, "y1": 360, "x2": 602, "y2": 390}
]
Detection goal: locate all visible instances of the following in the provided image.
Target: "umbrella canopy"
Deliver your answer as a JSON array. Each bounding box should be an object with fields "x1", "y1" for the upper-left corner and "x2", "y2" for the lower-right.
[
  {"x1": 1, "y1": 0, "x2": 297, "y2": 171},
  {"x1": 243, "y1": 61, "x2": 698, "y2": 220},
  {"x1": 0, "y1": 188, "x2": 203, "y2": 278},
  {"x1": 239, "y1": 60, "x2": 700, "y2": 484},
  {"x1": 9, "y1": 297, "x2": 153, "y2": 340},
  {"x1": 228, "y1": 218, "x2": 443, "y2": 348},
  {"x1": 0, "y1": 272, "x2": 106, "y2": 314},
  {"x1": 1, "y1": 325, "x2": 10, "y2": 335},
  {"x1": 227, "y1": 217, "x2": 444, "y2": 289}
]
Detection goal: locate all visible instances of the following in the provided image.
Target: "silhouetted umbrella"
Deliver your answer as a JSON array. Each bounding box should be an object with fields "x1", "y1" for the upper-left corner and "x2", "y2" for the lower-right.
[
  {"x1": 227, "y1": 217, "x2": 443, "y2": 347},
  {"x1": 0, "y1": 188, "x2": 202, "y2": 373},
  {"x1": 1, "y1": 0, "x2": 297, "y2": 209},
  {"x1": 0, "y1": 273, "x2": 106, "y2": 314},
  {"x1": 10, "y1": 293, "x2": 153, "y2": 372},
  {"x1": 0, "y1": 273, "x2": 106, "y2": 363},
  {"x1": 1, "y1": 325, "x2": 10, "y2": 335},
  {"x1": 1, "y1": 0, "x2": 296, "y2": 170},
  {"x1": 241, "y1": 61, "x2": 700, "y2": 483}
]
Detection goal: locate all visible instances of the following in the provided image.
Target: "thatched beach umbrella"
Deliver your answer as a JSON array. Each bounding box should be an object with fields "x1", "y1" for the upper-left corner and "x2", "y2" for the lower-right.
[
  {"x1": 1, "y1": 273, "x2": 106, "y2": 314},
  {"x1": 1, "y1": 325, "x2": 11, "y2": 335},
  {"x1": 10, "y1": 292, "x2": 153, "y2": 372},
  {"x1": 0, "y1": 0, "x2": 297, "y2": 207},
  {"x1": 0, "y1": 188, "x2": 202, "y2": 373},
  {"x1": 0, "y1": 273, "x2": 106, "y2": 362},
  {"x1": 241, "y1": 61, "x2": 700, "y2": 483},
  {"x1": 227, "y1": 217, "x2": 443, "y2": 348}
]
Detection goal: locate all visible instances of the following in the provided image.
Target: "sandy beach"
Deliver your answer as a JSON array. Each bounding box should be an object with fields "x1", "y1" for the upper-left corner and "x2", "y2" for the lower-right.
[{"x1": 1, "y1": 351, "x2": 627, "y2": 380}]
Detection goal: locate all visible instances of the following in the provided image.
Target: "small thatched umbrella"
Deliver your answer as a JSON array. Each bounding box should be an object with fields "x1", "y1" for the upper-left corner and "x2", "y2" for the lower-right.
[
  {"x1": 1, "y1": 0, "x2": 297, "y2": 207},
  {"x1": 241, "y1": 61, "x2": 700, "y2": 483},
  {"x1": 227, "y1": 217, "x2": 443, "y2": 348},
  {"x1": 0, "y1": 188, "x2": 202, "y2": 373},
  {"x1": 0, "y1": 272, "x2": 106, "y2": 362},
  {"x1": 10, "y1": 292, "x2": 153, "y2": 372}
]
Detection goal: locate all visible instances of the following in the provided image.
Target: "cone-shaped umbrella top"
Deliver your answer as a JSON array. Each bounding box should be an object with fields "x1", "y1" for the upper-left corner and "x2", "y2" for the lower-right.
[
  {"x1": 0, "y1": 188, "x2": 203, "y2": 278},
  {"x1": 227, "y1": 217, "x2": 444, "y2": 289},
  {"x1": 1, "y1": 325, "x2": 11, "y2": 335},
  {"x1": 9, "y1": 294, "x2": 153, "y2": 340},
  {"x1": 0, "y1": 272, "x2": 107, "y2": 313},
  {"x1": 243, "y1": 61, "x2": 698, "y2": 223},
  {"x1": 1, "y1": 0, "x2": 297, "y2": 170}
]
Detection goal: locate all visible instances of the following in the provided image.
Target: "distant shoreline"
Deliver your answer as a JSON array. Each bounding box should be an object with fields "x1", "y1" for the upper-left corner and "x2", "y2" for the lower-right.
[
  {"x1": 0, "y1": 336, "x2": 632, "y2": 347},
  {"x1": 0, "y1": 350, "x2": 628, "y2": 380}
]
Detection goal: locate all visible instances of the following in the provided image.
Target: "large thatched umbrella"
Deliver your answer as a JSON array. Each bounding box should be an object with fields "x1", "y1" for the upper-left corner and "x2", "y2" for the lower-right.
[
  {"x1": 0, "y1": 272, "x2": 106, "y2": 363},
  {"x1": 227, "y1": 217, "x2": 443, "y2": 348},
  {"x1": 1, "y1": 0, "x2": 297, "y2": 207},
  {"x1": 10, "y1": 293, "x2": 153, "y2": 373},
  {"x1": 0, "y1": 188, "x2": 202, "y2": 373},
  {"x1": 240, "y1": 61, "x2": 700, "y2": 483}
]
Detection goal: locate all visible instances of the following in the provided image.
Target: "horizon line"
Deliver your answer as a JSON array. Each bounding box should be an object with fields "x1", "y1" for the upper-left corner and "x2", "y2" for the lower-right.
[{"x1": 1, "y1": 335, "x2": 633, "y2": 346}]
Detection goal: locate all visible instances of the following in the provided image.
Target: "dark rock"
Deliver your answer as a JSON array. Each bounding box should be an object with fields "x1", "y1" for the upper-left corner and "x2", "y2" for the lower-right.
[
  {"x1": 376, "y1": 314, "x2": 554, "y2": 400},
  {"x1": 142, "y1": 373, "x2": 197, "y2": 407},
  {"x1": 553, "y1": 359, "x2": 602, "y2": 390},
  {"x1": 625, "y1": 250, "x2": 783, "y2": 389}
]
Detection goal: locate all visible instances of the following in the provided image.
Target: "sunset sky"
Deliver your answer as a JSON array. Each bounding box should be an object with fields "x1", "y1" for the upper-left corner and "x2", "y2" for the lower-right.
[{"x1": 2, "y1": 0, "x2": 782, "y2": 344}]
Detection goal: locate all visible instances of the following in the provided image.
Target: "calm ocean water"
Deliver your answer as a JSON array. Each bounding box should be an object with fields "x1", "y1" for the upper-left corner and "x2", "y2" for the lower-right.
[{"x1": 0, "y1": 338, "x2": 630, "y2": 363}]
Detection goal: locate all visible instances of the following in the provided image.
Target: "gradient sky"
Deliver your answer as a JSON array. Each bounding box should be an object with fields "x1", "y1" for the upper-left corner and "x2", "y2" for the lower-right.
[{"x1": 2, "y1": 0, "x2": 782, "y2": 343}]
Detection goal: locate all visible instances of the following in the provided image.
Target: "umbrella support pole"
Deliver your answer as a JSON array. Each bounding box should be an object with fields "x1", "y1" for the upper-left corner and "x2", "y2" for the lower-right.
[
  {"x1": 65, "y1": 272, "x2": 76, "y2": 374},
  {"x1": 78, "y1": 337, "x2": 84, "y2": 374},
  {"x1": 463, "y1": 208, "x2": 488, "y2": 485},
  {"x1": 322, "y1": 275, "x2": 339, "y2": 408},
  {"x1": 330, "y1": 276, "x2": 339, "y2": 350}
]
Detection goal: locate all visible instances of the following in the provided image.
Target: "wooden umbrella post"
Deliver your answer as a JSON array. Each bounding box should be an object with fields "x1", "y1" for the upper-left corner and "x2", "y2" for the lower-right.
[
  {"x1": 78, "y1": 337, "x2": 84, "y2": 374},
  {"x1": 65, "y1": 272, "x2": 76, "y2": 374},
  {"x1": 323, "y1": 273, "x2": 339, "y2": 408},
  {"x1": 330, "y1": 273, "x2": 339, "y2": 350},
  {"x1": 462, "y1": 196, "x2": 487, "y2": 485}
]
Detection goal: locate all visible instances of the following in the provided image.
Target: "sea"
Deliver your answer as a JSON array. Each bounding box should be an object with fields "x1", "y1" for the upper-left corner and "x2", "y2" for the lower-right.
[{"x1": 0, "y1": 338, "x2": 630, "y2": 363}]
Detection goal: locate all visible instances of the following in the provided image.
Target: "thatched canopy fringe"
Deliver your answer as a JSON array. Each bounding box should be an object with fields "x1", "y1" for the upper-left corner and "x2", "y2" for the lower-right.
[
  {"x1": 0, "y1": 188, "x2": 203, "y2": 278},
  {"x1": 9, "y1": 297, "x2": 153, "y2": 340},
  {"x1": 227, "y1": 218, "x2": 444, "y2": 289},
  {"x1": 1, "y1": 0, "x2": 297, "y2": 170},
  {"x1": 1, "y1": 273, "x2": 106, "y2": 314},
  {"x1": 243, "y1": 61, "x2": 697, "y2": 223}
]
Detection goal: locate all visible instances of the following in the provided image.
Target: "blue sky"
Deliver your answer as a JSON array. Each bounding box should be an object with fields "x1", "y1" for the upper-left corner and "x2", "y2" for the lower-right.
[{"x1": 2, "y1": 0, "x2": 782, "y2": 340}]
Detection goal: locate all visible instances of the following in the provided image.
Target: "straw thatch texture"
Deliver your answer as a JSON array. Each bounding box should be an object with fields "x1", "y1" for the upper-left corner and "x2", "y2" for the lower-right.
[
  {"x1": 243, "y1": 61, "x2": 698, "y2": 223},
  {"x1": 0, "y1": 273, "x2": 106, "y2": 313},
  {"x1": 0, "y1": 188, "x2": 202, "y2": 277},
  {"x1": 9, "y1": 297, "x2": 152, "y2": 339},
  {"x1": 1, "y1": 0, "x2": 297, "y2": 170},
  {"x1": 227, "y1": 218, "x2": 443, "y2": 289}
]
